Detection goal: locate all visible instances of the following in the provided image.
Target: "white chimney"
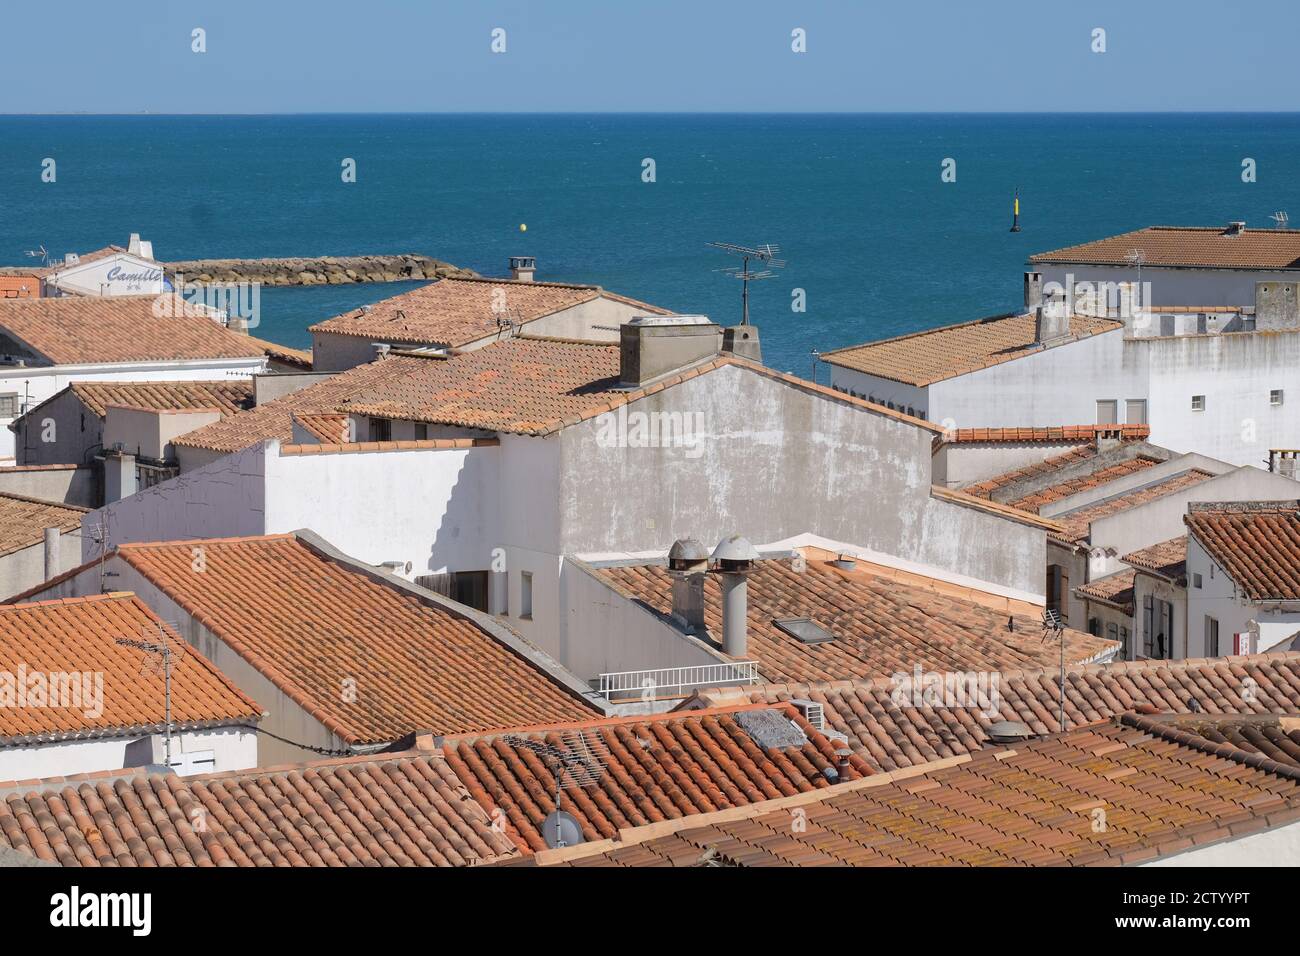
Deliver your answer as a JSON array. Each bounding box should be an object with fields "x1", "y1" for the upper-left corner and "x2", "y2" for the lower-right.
[{"x1": 509, "y1": 256, "x2": 536, "y2": 282}]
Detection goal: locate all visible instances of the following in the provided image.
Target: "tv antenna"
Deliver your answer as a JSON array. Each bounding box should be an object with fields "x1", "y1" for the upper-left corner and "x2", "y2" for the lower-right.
[
  {"x1": 708, "y1": 241, "x2": 785, "y2": 326},
  {"x1": 1124, "y1": 248, "x2": 1146, "y2": 287},
  {"x1": 1271, "y1": 211, "x2": 1290, "y2": 229},
  {"x1": 501, "y1": 729, "x2": 610, "y2": 848},
  {"x1": 1041, "y1": 608, "x2": 1067, "y2": 734},
  {"x1": 24, "y1": 245, "x2": 48, "y2": 266},
  {"x1": 116, "y1": 621, "x2": 176, "y2": 768}
]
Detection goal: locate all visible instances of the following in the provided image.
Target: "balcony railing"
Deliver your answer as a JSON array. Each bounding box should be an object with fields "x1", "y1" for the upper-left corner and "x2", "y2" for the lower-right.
[{"x1": 596, "y1": 661, "x2": 759, "y2": 700}]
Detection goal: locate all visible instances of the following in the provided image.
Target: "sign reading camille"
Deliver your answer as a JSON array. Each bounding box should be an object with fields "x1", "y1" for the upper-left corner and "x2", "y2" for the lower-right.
[{"x1": 104, "y1": 264, "x2": 165, "y2": 289}]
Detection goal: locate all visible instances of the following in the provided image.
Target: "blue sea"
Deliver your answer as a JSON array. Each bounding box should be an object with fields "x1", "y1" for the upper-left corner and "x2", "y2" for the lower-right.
[{"x1": 1, "y1": 113, "x2": 1298, "y2": 374}]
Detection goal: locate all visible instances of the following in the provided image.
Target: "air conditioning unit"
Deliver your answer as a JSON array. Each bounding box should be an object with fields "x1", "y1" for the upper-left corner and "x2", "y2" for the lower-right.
[{"x1": 789, "y1": 698, "x2": 825, "y2": 732}]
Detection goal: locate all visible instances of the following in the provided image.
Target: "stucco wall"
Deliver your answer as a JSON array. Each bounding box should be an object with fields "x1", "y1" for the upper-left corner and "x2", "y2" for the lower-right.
[
  {"x1": 0, "y1": 531, "x2": 81, "y2": 601},
  {"x1": 0, "y1": 727, "x2": 256, "y2": 780},
  {"x1": 0, "y1": 464, "x2": 95, "y2": 506},
  {"x1": 1143, "y1": 817, "x2": 1300, "y2": 866}
]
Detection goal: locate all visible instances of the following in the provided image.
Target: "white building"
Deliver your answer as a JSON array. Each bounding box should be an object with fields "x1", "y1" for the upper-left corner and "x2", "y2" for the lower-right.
[
  {"x1": 0, "y1": 294, "x2": 269, "y2": 463},
  {"x1": 0, "y1": 592, "x2": 260, "y2": 779},
  {"x1": 40, "y1": 235, "x2": 168, "y2": 298}
]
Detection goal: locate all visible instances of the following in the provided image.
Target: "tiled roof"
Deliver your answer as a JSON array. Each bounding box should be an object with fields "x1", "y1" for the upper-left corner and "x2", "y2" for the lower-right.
[
  {"x1": 1051, "y1": 470, "x2": 1215, "y2": 546},
  {"x1": 1076, "y1": 569, "x2": 1136, "y2": 613},
  {"x1": 172, "y1": 354, "x2": 432, "y2": 453},
  {"x1": 929, "y1": 484, "x2": 1067, "y2": 533},
  {"x1": 442, "y1": 704, "x2": 871, "y2": 853},
  {"x1": 593, "y1": 554, "x2": 1117, "y2": 684},
  {"x1": 245, "y1": 334, "x2": 313, "y2": 370},
  {"x1": 344, "y1": 336, "x2": 941, "y2": 437},
  {"x1": 308, "y1": 276, "x2": 670, "y2": 347},
  {"x1": 533, "y1": 717, "x2": 1300, "y2": 867},
  {"x1": 65, "y1": 380, "x2": 253, "y2": 419},
  {"x1": 113, "y1": 534, "x2": 600, "y2": 746},
  {"x1": 0, "y1": 748, "x2": 519, "y2": 866},
  {"x1": 1122, "y1": 536, "x2": 1188, "y2": 581},
  {"x1": 819, "y1": 312, "x2": 1122, "y2": 387},
  {"x1": 962, "y1": 445, "x2": 1102, "y2": 500},
  {"x1": 938, "y1": 425, "x2": 1149, "y2": 446},
  {"x1": 0, "y1": 592, "x2": 261, "y2": 743},
  {"x1": 1007, "y1": 457, "x2": 1161, "y2": 512},
  {"x1": 695, "y1": 653, "x2": 1300, "y2": 772},
  {"x1": 293, "y1": 412, "x2": 350, "y2": 444},
  {"x1": 0, "y1": 493, "x2": 86, "y2": 559},
  {"x1": 0, "y1": 294, "x2": 268, "y2": 365},
  {"x1": 1030, "y1": 225, "x2": 1300, "y2": 269},
  {"x1": 1185, "y1": 501, "x2": 1300, "y2": 600},
  {"x1": 1133, "y1": 715, "x2": 1300, "y2": 772}
]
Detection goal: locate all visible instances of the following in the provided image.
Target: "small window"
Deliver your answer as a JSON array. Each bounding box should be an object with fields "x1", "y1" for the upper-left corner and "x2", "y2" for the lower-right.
[
  {"x1": 1106, "y1": 623, "x2": 1119, "y2": 642},
  {"x1": 1271, "y1": 389, "x2": 1284, "y2": 407},
  {"x1": 414, "y1": 423, "x2": 429, "y2": 440},
  {"x1": 1125, "y1": 399, "x2": 1147, "y2": 425},
  {"x1": 0, "y1": 394, "x2": 19, "y2": 418},
  {"x1": 368, "y1": 417, "x2": 391, "y2": 442},
  {"x1": 520, "y1": 571, "x2": 533, "y2": 619},
  {"x1": 1096, "y1": 400, "x2": 1118, "y2": 425},
  {"x1": 1205, "y1": 616, "x2": 1220, "y2": 656},
  {"x1": 1193, "y1": 572, "x2": 1203, "y2": 589},
  {"x1": 1191, "y1": 395, "x2": 1206, "y2": 412}
]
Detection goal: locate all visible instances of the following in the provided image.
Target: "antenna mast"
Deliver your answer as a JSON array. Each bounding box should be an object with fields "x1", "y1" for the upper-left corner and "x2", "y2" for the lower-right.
[
  {"x1": 708, "y1": 241, "x2": 785, "y2": 326},
  {"x1": 502, "y1": 730, "x2": 610, "y2": 848},
  {"x1": 116, "y1": 623, "x2": 175, "y2": 767}
]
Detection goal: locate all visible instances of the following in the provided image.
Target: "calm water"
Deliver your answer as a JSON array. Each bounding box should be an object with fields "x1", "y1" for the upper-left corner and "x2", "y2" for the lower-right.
[{"x1": 1, "y1": 113, "x2": 1297, "y2": 374}]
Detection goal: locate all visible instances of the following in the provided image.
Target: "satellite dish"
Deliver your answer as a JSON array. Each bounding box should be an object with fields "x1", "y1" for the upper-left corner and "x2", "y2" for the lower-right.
[{"x1": 541, "y1": 810, "x2": 585, "y2": 849}]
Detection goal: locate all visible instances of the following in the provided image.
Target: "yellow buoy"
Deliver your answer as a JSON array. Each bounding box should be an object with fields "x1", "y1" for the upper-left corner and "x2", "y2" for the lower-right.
[{"x1": 519, "y1": 223, "x2": 527, "y2": 232}]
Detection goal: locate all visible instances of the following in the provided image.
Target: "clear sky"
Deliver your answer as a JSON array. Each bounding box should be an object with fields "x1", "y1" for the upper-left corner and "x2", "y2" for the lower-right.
[{"x1": 3, "y1": 0, "x2": 1296, "y2": 113}]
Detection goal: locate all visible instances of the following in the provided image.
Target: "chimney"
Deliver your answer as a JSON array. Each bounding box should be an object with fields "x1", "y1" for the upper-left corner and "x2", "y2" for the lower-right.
[
  {"x1": 710, "y1": 534, "x2": 759, "y2": 658},
  {"x1": 619, "y1": 315, "x2": 723, "y2": 387},
  {"x1": 667, "y1": 538, "x2": 709, "y2": 634},
  {"x1": 372, "y1": 342, "x2": 392, "y2": 361},
  {"x1": 508, "y1": 256, "x2": 536, "y2": 282},
  {"x1": 227, "y1": 315, "x2": 250, "y2": 335},
  {"x1": 1255, "y1": 280, "x2": 1299, "y2": 330},
  {"x1": 721, "y1": 324, "x2": 762, "y2": 364},
  {"x1": 1033, "y1": 303, "x2": 1070, "y2": 344},
  {"x1": 1023, "y1": 271, "x2": 1042, "y2": 310},
  {"x1": 1224, "y1": 221, "x2": 1247, "y2": 236},
  {"x1": 104, "y1": 448, "x2": 137, "y2": 503},
  {"x1": 43, "y1": 527, "x2": 60, "y2": 581}
]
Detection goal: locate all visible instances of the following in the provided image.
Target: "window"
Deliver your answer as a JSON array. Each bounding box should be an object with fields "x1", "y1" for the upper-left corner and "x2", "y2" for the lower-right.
[
  {"x1": 1106, "y1": 622, "x2": 1119, "y2": 642},
  {"x1": 1191, "y1": 395, "x2": 1206, "y2": 412},
  {"x1": 1271, "y1": 389, "x2": 1285, "y2": 407},
  {"x1": 368, "y1": 417, "x2": 391, "y2": 442},
  {"x1": 0, "y1": 394, "x2": 18, "y2": 418},
  {"x1": 1120, "y1": 626, "x2": 1130, "y2": 654},
  {"x1": 520, "y1": 571, "x2": 533, "y2": 619},
  {"x1": 1088, "y1": 618, "x2": 1102, "y2": 637},
  {"x1": 1192, "y1": 572, "x2": 1203, "y2": 589},
  {"x1": 1096, "y1": 400, "x2": 1118, "y2": 425},
  {"x1": 1125, "y1": 399, "x2": 1147, "y2": 425},
  {"x1": 1143, "y1": 595, "x2": 1174, "y2": 659},
  {"x1": 1205, "y1": 616, "x2": 1220, "y2": 656},
  {"x1": 1046, "y1": 565, "x2": 1068, "y2": 622},
  {"x1": 415, "y1": 423, "x2": 429, "y2": 440},
  {"x1": 451, "y1": 570, "x2": 489, "y2": 612}
]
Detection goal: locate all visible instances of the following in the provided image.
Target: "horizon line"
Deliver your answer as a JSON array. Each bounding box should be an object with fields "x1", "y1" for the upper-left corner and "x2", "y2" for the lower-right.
[{"x1": 3, "y1": 109, "x2": 1300, "y2": 118}]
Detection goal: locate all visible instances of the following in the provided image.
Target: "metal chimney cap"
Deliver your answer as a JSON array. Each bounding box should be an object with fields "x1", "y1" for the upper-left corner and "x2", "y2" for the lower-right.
[
  {"x1": 668, "y1": 537, "x2": 709, "y2": 568},
  {"x1": 711, "y1": 534, "x2": 760, "y2": 563},
  {"x1": 985, "y1": 720, "x2": 1032, "y2": 743}
]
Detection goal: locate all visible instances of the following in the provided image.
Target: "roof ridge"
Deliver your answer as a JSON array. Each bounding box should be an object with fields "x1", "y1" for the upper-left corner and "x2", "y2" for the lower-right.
[{"x1": 441, "y1": 701, "x2": 777, "y2": 745}]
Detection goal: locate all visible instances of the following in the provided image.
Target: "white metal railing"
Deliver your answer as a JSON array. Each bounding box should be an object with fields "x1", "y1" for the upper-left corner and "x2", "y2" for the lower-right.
[{"x1": 596, "y1": 661, "x2": 759, "y2": 699}]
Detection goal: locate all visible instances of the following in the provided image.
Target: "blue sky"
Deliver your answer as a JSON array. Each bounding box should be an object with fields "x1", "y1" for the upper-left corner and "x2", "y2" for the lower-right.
[{"x1": 3, "y1": 1, "x2": 1296, "y2": 113}]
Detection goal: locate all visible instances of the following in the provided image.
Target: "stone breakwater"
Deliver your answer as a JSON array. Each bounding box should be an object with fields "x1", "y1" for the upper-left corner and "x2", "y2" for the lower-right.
[{"x1": 162, "y1": 254, "x2": 477, "y2": 286}]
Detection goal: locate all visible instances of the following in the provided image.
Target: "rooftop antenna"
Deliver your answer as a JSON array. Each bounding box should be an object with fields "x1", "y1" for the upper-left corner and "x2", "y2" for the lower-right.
[
  {"x1": 24, "y1": 245, "x2": 48, "y2": 266},
  {"x1": 1271, "y1": 211, "x2": 1290, "y2": 229},
  {"x1": 1041, "y1": 608, "x2": 1067, "y2": 733},
  {"x1": 1009, "y1": 187, "x2": 1021, "y2": 233},
  {"x1": 501, "y1": 729, "x2": 610, "y2": 849},
  {"x1": 116, "y1": 621, "x2": 176, "y2": 769},
  {"x1": 1124, "y1": 248, "x2": 1146, "y2": 289},
  {"x1": 708, "y1": 241, "x2": 785, "y2": 326}
]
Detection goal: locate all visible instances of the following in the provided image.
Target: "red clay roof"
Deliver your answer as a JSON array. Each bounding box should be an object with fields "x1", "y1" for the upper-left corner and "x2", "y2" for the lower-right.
[
  {"x1": 1051, "y1": 470, "x2": 1215, "y2": 546},
  {"x1": 309, "y1": 276, "x2": 670, "y2": 347},
  {"x1": 1185, "y1": 501, "x2": 1300, "y2": 600},
  {"x1": 820, "y1": 312, "x2": 1122, "y2": 387},
  {"x1": 1122, "y1": 536, "x2": 1188, "y2": 581},
  {"x1": 593, "y1": 554, "x2": 1117, "y2": 684},
  {"x1": 0, "y1": 493, "x2": 86, "y2": 559},
  {"x1": 1135, "y1": 715, "x2": 1300, "y2": 772},
  {"x1": 533, "y1": 716, "x2": 1300, "y2": 867},
  {"x1": 172, "y1": 354, "x2": 432, "y2": 454},
  {"x1": 1030, "y1": 225, "x2": 1300, "y2": 269},
  {"x1": 939, "y1": 425, "x2": 1149, "y2": 446},
  {"x1": 443, "y1": 703, "x2": 870, "y2": 853},
  {"x1": 113, "y1": 534, "x2": 599, "y2": 745},
  {"x1": 0, "y1": 294, "x2": 268, "y2": 365},
  {"x1": 64, "y1": 380, "x2": 253, "y2": 419},
  {"x1": 0, "y1": 748, "x2": 518, "y2": 866},
  {"x1": 244, "y1": 334, "x2": 313, "y2": 370},
  {"x1": 1076, "y1": 569, "x2": 1136, "y2": 613},
  {"x1": 697, "y1": 653, "x2": 1300, "y2": 773},
  {"x1": 1010, "y1": 457, "x2": 1162, "y2": 512},
  {"x1": 0, "y1": 592, "x2": 261, "y2": 742}
]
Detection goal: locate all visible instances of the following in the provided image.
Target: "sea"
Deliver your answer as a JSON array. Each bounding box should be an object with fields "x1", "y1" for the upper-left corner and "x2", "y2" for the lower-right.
[{"x1": 1, "y1": 112, "x2": 1298, "y2": 375}]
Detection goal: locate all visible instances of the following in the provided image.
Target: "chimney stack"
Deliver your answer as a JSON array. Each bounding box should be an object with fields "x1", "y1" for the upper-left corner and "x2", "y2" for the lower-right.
[
  {"x1": 43, "y1": 527, "x2": 60, "y2": 581},
  {"x1": 1023, "y1": 271, "x2": 1042, "y2": 310},
  {"x1": 721, "y1": 325, "x2": 762, "y2": 364},
  {"x1": 1033, "y1": 302, "x2": 1071, "y2": 345},
  {"x1": 619, "y1": 315, "x2": 723, "y2": 387},
  {"x1": 509, "y1": 256, "x2": 536, "y2": 282},
  {"x1": 667, "y1": 538, "x2": 709, "y2": 634},
  {"x1": 1224, "y1": 221, "x2": 1247, "y2": 237},
  {"x1": 710, "y1": 534, "x2": 759, "y2": 658}
]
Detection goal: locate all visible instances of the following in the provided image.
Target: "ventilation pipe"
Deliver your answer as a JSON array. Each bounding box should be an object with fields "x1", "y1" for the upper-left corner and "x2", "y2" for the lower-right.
[
  {"x1": 710, "y1": 534, "x2": 759, "y2": 658},
  {"x1": 667, "y1": 538, "x2": 709, "y2": 634},
  {"x1": 43, "y1": 527, "x2": 59, "y2": 581}
]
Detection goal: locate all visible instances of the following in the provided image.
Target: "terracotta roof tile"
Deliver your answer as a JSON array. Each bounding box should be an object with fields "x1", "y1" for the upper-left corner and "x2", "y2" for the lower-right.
[
  {"x1": 535, "y1": 716, "x2": 1300, "y2": 867},
  {"x1": 1122, "y1": 536, "x2": 1187, "y2": 581},
  {"x1": 1130, "y1": 715, "x2": 1300, "y2": 772},
  {"x1": 1076, "y1": 569, "x2": 1136, "y2": 612},
  {"x1": 697, "y1": 653, "x2": 1300, "y2": 773},
  {"x1": 0, "y1": 592, "x2": 261, "y2": 742},
  {"x1": 443, "y1": 704, "x2": 870, "y2": 852},
  {"x1": 939, "y1": 425, "x2": 1150, "y2": 446},
  {"x1": 0, "y1": 294, "x2": 267, "y2": 365},
  {"x1": 1185, "y1": 501, "x2": 1300, "y2": 600},
  {"x1": 244, "y1": 334, "x2": 313, "y2": 369},
  {"x1": 114, "y1": 534, "x2": 599, "y2": 745},
  {"x1": 0, "y1": 749, "x2": 517, "y2": 866},
  {"x1": 820, "y1": 312, "x2": 1122, "y2": 386},
  {"x1": 1009, "y1": 458, "x2": 1161, "y2": 511},
  {"x1": 1052, "y1": 470, "x2": 1215, "y2": 546},
  {"x1": 65, "y1": 380, "x2": 253, "y2": 419},
  {"x1": 594, "y1": 554, "x2": 1117, "y2": 684},
  {"x1": 309, "y1": 276, "x2": 670, "y2": 347},
  {"x1": 0, "y1": 493, "x2": 86, "y2": 559},
  {"x1": 1030, "y1": 225, "x2": 1300, "y2": 269}
]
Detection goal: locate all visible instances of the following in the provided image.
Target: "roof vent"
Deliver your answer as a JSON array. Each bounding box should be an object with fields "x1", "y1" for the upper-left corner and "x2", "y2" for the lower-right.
[
  {"x1": 831, "y1": 553, "x2": 857, "y2": 570},
  {"x1": 1224, "y1": 220, "x2": 1247, "y2": 236},
  {"x1": 667, "y1": 537, "x2": 709, "y2": 572},
  {"x1": 734, "y1": 708, "x2": 809, "y2": 749},
  {"x1": 668, "y1": 537, "x2": 708, "y2": 635},
  {"x1": 985, "y1": 720, "x2": 1033, "y2": 744},
  {"x1": 711, "y1": 533, "x2": 759, "y2": 572},
  {"x1": 711, "y1": 535, "x2": 758, "y2": 658},
  {"x1": 788, "y1": 698, "x2": 825, "y2": 731}
]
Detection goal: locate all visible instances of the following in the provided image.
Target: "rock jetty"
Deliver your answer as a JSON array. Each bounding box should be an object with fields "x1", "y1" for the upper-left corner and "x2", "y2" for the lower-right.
[{"x1": 162, "y1": 254, "x2": 477, "y2": 287}]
